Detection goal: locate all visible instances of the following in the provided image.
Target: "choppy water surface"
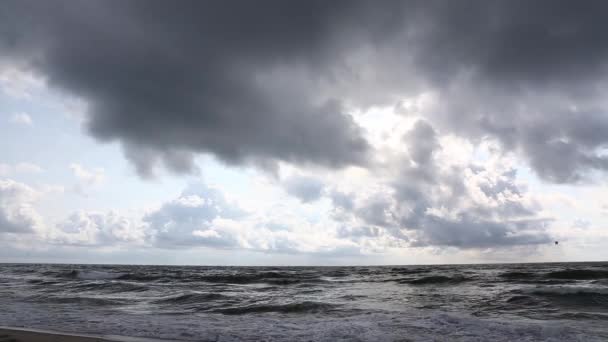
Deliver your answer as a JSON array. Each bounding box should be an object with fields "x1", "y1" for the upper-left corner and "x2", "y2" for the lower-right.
[{"x1": 1, "y1": 263, "x2": 607, "y2": 341}]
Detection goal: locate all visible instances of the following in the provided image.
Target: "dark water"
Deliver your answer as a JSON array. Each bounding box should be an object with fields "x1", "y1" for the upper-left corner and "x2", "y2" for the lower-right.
[{"x1": 1, "y1": 263, "x2": 608, "y2": 341}]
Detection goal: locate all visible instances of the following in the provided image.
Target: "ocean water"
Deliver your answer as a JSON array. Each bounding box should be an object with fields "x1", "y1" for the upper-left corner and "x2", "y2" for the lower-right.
[{"x1": 1, "y1": 263, "x2": 607, "y2": 341}]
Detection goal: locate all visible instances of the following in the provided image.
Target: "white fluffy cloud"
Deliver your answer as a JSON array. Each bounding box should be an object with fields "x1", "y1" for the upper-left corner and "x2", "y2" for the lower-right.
[
  {"x1": 0, "y1": 179, "x2": 42, "y2": 234},
  {"x1": 142, "y1": 183, "x2": 364, "y2": 256},
  {"x1": 51, "y1": 210, "x2": 144, "y2": 246}
]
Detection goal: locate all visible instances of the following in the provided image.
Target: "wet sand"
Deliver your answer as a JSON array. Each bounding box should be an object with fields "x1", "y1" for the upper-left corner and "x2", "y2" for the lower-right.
[{"x1": 0, "y1": 327, "x2": 173, "y2": 342}]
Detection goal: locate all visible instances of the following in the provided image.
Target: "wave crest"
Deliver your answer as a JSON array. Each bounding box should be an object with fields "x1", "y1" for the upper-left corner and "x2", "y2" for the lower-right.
[
  {"x1": 405, "y1": 275, "x2": 470, "y2": 285},
  {"x1": 545, "y1": 269, "x2": 608, "y2": 280},
  {"x1": 213, "y1": 301, "x2": 338, "y2": 315},
  {"x1": 153, "y1": 292, "x2": 229, "y2": 305}
]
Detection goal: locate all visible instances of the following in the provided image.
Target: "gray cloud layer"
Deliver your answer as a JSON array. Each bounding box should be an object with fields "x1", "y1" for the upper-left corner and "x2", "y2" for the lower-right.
[
  {"x1": 0, "y1": 0, "x2": 377, "y2": 176},
  {"x1": 2, "y1": 1, "x2": 608, "y2": 181}
]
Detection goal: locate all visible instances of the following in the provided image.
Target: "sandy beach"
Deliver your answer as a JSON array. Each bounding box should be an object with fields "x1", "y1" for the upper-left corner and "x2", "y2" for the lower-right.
[{"x1": 0, "y1": 327, "x2": 171, "y2": 342}]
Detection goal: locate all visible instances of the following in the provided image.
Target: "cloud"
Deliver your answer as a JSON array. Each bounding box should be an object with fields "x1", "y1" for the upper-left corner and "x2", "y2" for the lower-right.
[
  {"x1": 282, "y1": 175, "x2": 325, "y2": 203},
  {"x1": 69, "y1": 163, "x2": 105, "y2": 195},
  {"x1": 144, "y1": 183, "x2": 247, "y2": 248},
  {"x1": 385, "y1": 1, "x2": 608, "y2": 182},
  {"x1": 9, "y1": 112, "x2": 32, "y2": 126},
  {"x1": 0, "y1": 66, "x2": 44, "y2": 99},
  {"x1": 143, "y1": 182, "x2": 366, "y2": 255},
  {"x1": 70, "y1": 163, "x2": 104, "y2": 185},
  {"x1": 0, "y1": 1, "x2": 376, "y2": 177},
  {"x1": 329, "y1": 190, "x2": 355, "y2": 211},
  {"x1": 0, "y1": 162, "x2": 44, "y2": 176},
  {"x1": 3, "y1": 1, "x2": 608, "y2": 182},
  {"x1": 333, "y1": 120, "x2": 552, "y2": 249},
  {"x1": 0, "y1": 179, "x2": 42, "y2": 233},
  {"x1": 3, "y1": 1, "x2": 607, "y2": 258},
  {"x1": 53, "y1": 211, "x2": 144, "y2": 246}
]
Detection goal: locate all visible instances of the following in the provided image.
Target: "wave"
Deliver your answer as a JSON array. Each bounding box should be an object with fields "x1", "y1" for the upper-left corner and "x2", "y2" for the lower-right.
[
  {"x1": 390, "y1": 267, "x2": 430, "y2": 275},
  {"x1": 545, "y1": 269, "x2": 608, "y2": 280},
  {"x1": 499, "y1": 272, "x2": 537, "y2": 279},
  {"x1": 55, "y1": 270, "x2": 125, "y2": 280},
  {"x1": 116, "y1": 273, "x2": 169, "y2": 282},
  {"x1": 196, "y1": 273, "x2": 325, "y2": 285},
  {"x1": 524, "y1": 285, "x2": 608, "y2": 296},
  {"x1": 405, "y1": 275, "x2": 470, "y2": 285},
  {"x1": 213, "y1": 301, "x2": 338, "y2": 315},
  {"x1": 505, "y1": 295, "x2": 543, "y2": 306},
  {"x1": 71, "y1": 281, "x2": 149, "y2": 293},
  {"x1": 26, "y1": 295, "x2": 123, "y2": 306},
  {"x1": 26, "y1": 279, "x2": 61, "y2": 286},
  {"x1": 113, "y1": 271, "x2": 325, "y2": 285},
  {"x1": 152, "y1": 292, "x2": 229, "y2": 305},
  {"x1": 557, "y1": 312, "x2": 608, "y2": 320},
  {"x1": 522, "y1": 286, "x2": 608, "y2": 307}
]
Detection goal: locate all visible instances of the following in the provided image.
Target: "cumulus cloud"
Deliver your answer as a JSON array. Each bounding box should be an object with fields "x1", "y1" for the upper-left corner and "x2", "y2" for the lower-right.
[
  {"x1": 333, "y1": 120, "x2": 551, "y2": 249},
  {"x1": 53, "y1": 211, "x2": 144, "y2": 246},
  {"x1": 144, "y1": 183, "x2": 247, "y2": 248},
  {"x1": 0, "y1": 179, "x2": 42, "y2": 233},
  {"x1": 282, "y1": 175, "x2": 325, "y2": 203},
  {"x1": 143, "y1": 183, "x2": 365, "y2": 255}
]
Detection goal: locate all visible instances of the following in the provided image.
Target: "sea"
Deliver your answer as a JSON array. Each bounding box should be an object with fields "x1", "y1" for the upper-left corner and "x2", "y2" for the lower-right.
[{"x1": 0, "y1": 262, "x2": 607, "y2": 341}]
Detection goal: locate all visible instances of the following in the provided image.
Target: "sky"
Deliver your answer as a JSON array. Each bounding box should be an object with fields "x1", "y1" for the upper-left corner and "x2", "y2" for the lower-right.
[{"x1": 1, "y1": 0, "x2": 607, "y2": 265}]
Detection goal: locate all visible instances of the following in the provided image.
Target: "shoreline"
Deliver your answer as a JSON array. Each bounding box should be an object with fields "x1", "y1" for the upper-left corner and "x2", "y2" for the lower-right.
[{"x1": 0, "y1": 327, "x2": 176, "y2": 342}]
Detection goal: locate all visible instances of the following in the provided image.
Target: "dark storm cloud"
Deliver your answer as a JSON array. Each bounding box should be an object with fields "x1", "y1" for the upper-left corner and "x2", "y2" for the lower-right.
[
  {"x1": 0, "y1": 0, "x2": 393, "y2": 175},
  {"x1": 403, "y1": 1, "x2": 608, "y2": 182},
  {"x1": 2, "y1": 1, "x2": 608, "y2": 180},
  {"x1": 413, "y1": 1, "x2": 608, "y2": 86}
]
